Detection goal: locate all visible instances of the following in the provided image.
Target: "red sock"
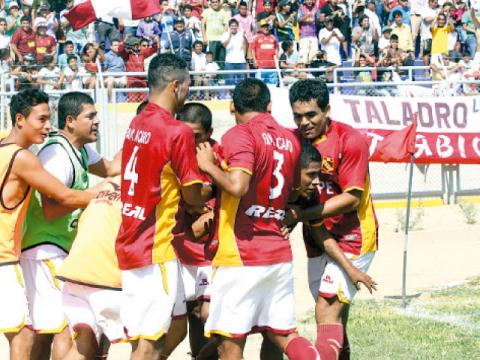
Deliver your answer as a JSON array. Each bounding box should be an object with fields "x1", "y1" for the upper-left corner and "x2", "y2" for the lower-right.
[
  {"x1": 315, "y1": 323, "x2": 344, "y2": 360},
  {"x1": 284, "y1": 336, "x2": 321, "y2": 360},
  {"x1": 339, "y1": 329, "x2": 350, "y2": 360}
]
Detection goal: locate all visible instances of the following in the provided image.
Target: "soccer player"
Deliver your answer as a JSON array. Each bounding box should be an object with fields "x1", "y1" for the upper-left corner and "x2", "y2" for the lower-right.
[
  {"x1": 20, "y1": 92, "x2": 121, "y2": 360},
  {"x1": 288, "y1": 79, "x2": 379, "y2": 359},
  {"x1": 0, "y1": 88, "x2": 93, "y2": 359},
  {"x1": 196, "y1": 78, "x2": 320, "y2": 360},
  {"x1": 174, "y1": 102, "x2": 218, "y2": 359},
  {"x1": 115, "y1": 53, "x2": 209, "y2": 360}
]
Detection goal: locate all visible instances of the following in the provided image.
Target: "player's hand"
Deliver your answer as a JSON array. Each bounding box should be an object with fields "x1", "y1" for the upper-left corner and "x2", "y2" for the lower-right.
[
  {"x1": 281, "y1": 225, "x2": 292, "y2": 240},
  {"x1": 284, "y1": 205, "x2": 302, "y2": 227},
  {"x1": 348, "y1": 268, "x2": 377, "y2": 294},
  {"x1": 196, "y1": 142, "x2": 216, "y2": 171}
]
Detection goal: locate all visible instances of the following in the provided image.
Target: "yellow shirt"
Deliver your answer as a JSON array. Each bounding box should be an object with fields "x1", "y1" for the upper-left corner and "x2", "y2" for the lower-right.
[
  {"x1": 392, "y1": 24, "x2": 414, "y2": 52},
  {"x1": 57, "y1": 179, "x2": 122, "y2": 289},
  {"x1": 0, "y1": 143, "x2": 31, "y2": 264},
  {"x1": 431, "y1": 25, "x2": 452, "y2": 55},
  {"x1": 202, "y1": 8, "x2": 230, "y2": 41}
]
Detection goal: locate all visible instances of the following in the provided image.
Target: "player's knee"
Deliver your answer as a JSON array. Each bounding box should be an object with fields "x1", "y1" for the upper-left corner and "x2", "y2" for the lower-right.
[
  {"x1": 72, "y1": 327, "x2": 97, "y2": 358},
  {"x1": 316, "y1": 295, "x2": 345, "y2": 323},
  {"x1": 218, "y1": 338, "x2": 244, "y2": 359}
]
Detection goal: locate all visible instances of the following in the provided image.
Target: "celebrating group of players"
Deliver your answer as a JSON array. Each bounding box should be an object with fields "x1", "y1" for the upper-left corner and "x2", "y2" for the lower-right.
[{"x1": 0, "y1": 52, "x2": 378, "y2": 360}]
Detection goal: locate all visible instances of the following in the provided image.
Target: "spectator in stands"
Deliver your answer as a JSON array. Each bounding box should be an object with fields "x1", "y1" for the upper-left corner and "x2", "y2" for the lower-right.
[
  {"x1": 222, "y1": 18, "x2": 247, "y2": 86},
  {"x1": 186, "y1": 0, "x2": 207, "y2": 20},
  {"x1": 410, "y1": 0, "x2": 425, "y2": 54},
  {"x1": 37, "y1": 55, "x2": 62, "y2": 92},
  {"x1": 6, "y1": 2, "x2": 21, "y2": 37},
  {"x1": 120, "y1": 17, "x2": 140, "y2": 38},
  {"x1": 378, "y1": 26, "x2": 392, "y2": 52},
  {"x1": 63, "y1": 55, "x2": 86, "y2": 90},
  {"x1": 451, "y1": 0, "x2": 466, "y2": 45},
  {"x1": 431, "y1": 12, "x2": 455, "y2": 65},
  {"x1": 10, "y1": 15, "x2": 35, "y2": 62},
  {"x1": 183, "y1": 4, "x2": 203, "y2": 42},
  {"x1": 364, "y1": 0, "x2": 381, "y2": 37},
  {"x1": 461, "y1": 7, "x2": 478, "y2": 57},
  {"x1": 297, "y1": 0, "x2": 320, "y2": 65},
  {"x1": 0, "y1": 17, "x2": 11, "y2": 50},
  {"x1": 354, "y1": 52, "x2": 374, "y2": 83},
  {"x1": 233, "y1": 1, "x2": 254, "y2": 55},
  {"x1": 382, "y1": 33, "x2": 406, "y2": 66},
  {"x1": 34, "y1": 19, "x2": 56, "y2": 65},
  {"x1": 319, "y1": 16, "x2": 344, "y2": 65},
  {"x1": 449, "y1": 40, "x2": 463, "y2": 62},
  {"x1": 96, "y1": 16, "x2": 119, "y2": 50},
  {"x1": 388, "y1": 0, "x2": 411, "y2": 25},
  {"x1": 201, "y1": 0, "x2": 230, "y2": 68},
  {"x1": 81, "y1": 42, "x2": 101, "y2": 74},
  {"x1": 352, "y1": 15, "x2": 377, "y2": 57},
  {"x1": 275, "y1": 0, "x2": 296, "y2": 47},
  {"x1": 251, "y1": 18, "x2": 278, "y2": 85},
  {"x1": 191, "y1": 40, "x2": 210, "y2": 99},
  {"x1": 205, "y1": 50, "x2": 220, "y2": 85},
  {"x1": 104, "y1": 39, "x2": 127, "y2": 101},
  {"x1": 60, "y1": 0, "x2": 87, "y2": 54},
  {"x1": 320, "y1": 0, "x2": 339, "y2": 23},
  {"x1": 257, "y1": 0, "x2": 276, "y2": 28},
  {"x1": 11, "y1": 53, "x2": 38, "y2": 90},
  {"x1": 391, "y1": 10, "x2": 414, "y2": 53},
  {"x1": 137, "y1": 16, "x2": 161, "y2": 45},
  {"x1": 58, "y1": 40, "x2": 80, "y2": 70},
  {"x1": 421, "y1": 0, "x2": 439, "y2": 66},
  {"x1": 157, "y1": 0, "x2": 175, "y2": 35},
  {"x1": 310, "y1": 50, "x2": 338, "y2": 81},
  {"x1": 37, "y1": 3, "x2": 57, "y2": 39},
  {"x1": 334, "y1": 4, "x2": 351, "y2": 60},
  {"x1": 164, "y1": 17, "x2": 194, "y2": 66},
  {"x1": 279, "y1": 40, "x2": 298, "y2": 71}
]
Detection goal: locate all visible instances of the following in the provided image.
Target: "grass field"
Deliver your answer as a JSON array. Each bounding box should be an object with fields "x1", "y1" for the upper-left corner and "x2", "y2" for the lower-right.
[{"x1": 298, "y1": 277, "x2": 480, "y2": 360}]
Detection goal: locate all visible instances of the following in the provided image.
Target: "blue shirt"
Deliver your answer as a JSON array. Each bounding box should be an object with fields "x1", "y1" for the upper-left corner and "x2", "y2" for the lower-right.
[
  {"x1": 388, "y1": 6, "x2": 411, "y2": 25},
  {"x1": 103, "y1": 51, "x2": 126, "y2": 72}
]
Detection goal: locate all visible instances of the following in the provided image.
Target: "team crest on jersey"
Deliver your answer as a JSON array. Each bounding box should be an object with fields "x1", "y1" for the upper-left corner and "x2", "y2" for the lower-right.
[{"x1": 321, "y1": 156, "x2": 335, "y2": 175}]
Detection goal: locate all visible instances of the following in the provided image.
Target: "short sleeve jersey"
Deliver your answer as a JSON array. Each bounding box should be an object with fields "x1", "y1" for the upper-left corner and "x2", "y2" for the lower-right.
[
  {"x1": 213, "y1": 113, "x2": 301, "y2": 266},
  {"x1": 115, "y1": 103, "x2": 204, "y2": 270},
  {"x1": 251, "y1": 33, "x2": 278, "y2": 69},
  {"x1": 311, "y1": 120, "x2": 378, "y2": 257}
]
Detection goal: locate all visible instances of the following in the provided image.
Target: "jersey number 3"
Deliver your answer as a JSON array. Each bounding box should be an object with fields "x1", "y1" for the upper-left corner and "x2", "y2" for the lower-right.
[
  {"x1": 125, "y1": 146, "x2": 139, "y2": 196},
  {"x1": 269, "y1": 150, "x2": 285, "y2": 200}
]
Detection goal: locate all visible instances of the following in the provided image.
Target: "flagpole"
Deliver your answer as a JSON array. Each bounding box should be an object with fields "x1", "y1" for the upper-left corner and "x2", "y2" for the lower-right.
[{"x1": 402, "y1": 153, "x2": 415, "y2": 308}]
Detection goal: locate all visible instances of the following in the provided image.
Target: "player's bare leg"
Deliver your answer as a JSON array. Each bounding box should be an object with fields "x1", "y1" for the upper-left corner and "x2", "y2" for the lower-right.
[
  {"x1": 131, "y1": 338, "x2": 165, "y2": 360},
  {"x1": 339, "y1": 306, "x2": 351, "y2": 360},
  {"x1": 52, "y1": 327, "x2": 73, "y2": 360},
  {"x1": 315, "y1": 295, "x2": 345, "y2": 360},
  {"x1": 260, "y1": 333, "x2": 283, "y2": 360},
  {"x1": 5, "y1": 327, "x2": 34, "y2": 360},
  {"x1": 196, "y1": 302, "x2": 220, "y2": 360},
  {"x1": 160, "y1": 317, "x2": 187, "y2": 359},
  {"x1": 27, "y1": 333, "x2": 53, "y2": 360},
  {"x1": 217, "y1": 337, "x2": 246, "y2": 360},
  {"x1": 62, "y1": 327, "x2": 97, "y2": 360}
]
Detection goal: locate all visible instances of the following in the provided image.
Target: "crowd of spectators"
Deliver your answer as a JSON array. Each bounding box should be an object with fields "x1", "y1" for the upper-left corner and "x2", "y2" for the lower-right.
[{"x1": 1, "y1": 0, "x2": 480, "y2": 99}]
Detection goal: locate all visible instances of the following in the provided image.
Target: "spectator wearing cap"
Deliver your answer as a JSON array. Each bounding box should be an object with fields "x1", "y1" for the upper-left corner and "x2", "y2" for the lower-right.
[
  {"x1": 137, "y1": 16, "x2": 161, "y2": 45},
  {"x1": 0, "y1": 17, "x2": 11, "y2": 50},
  {"x1": 257, "y1": 0, "x2": 276, "y2": 28},
  {"x1": 378, "y1": 26, "x2": 392, "y2": 52},
  {"x1": 104, "y1": 39, "x2": 127, "y2": 100},
  {"x1": 391, "y1": 10, "x2": 414, "y2": 53},
  {"x1": 276, "y1": 0, "x2": 297, "y2": 46},
  {"x1": 36, "y1": 2, "x2": 57, "y2": 39},
  {"x1": 58, "y1": 40, "x2": 80, "y2": 70},
  {"x1": 319, "y1": 16, "x2": 344, "y2": 65},
  {"x1": 6, "y1": 2, "x2": 22, "y2": 37},
  {"x1": 34, "y1": 18, "x2": 56, "y2": 64},
  {"x1": 222, "y1": 18, "x2": 247, "y2": 86},
  {"x1": 297, "y1": 0, "x2": 320, "y2": 65},
  {"x1": 201, "y1": 0, "x2": 230, "y2": 69},
  {"x1": 164, "y1": 17, "x2": 194, "y2": 66},
  {"x1": 388, "y1": 0, "x2": 411, "y2": 26},
  {"x1": 251, "y1": 19, "x2": 279, "y2": 85},
  {"x1": 10, "y1": 15, "x2": 35, "y2": 63}
]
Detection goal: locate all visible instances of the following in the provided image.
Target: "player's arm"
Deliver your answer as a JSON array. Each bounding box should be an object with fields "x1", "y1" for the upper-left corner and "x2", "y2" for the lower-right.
[
  {"x1": 13, "y1": 150, "x2": 94, "y2": 212},
  {"x1": 309, "y1": 223, "x2": 377, "y2": 293},
  {"x1": 89, "y1": 149, "x2": 122, "y2": 178},
  {"x1": 196, "y1": 142, "x2": 250, "y2": 198},
  {"x1": 190, "y1": 209, "x2": 215, "y2": 240}
]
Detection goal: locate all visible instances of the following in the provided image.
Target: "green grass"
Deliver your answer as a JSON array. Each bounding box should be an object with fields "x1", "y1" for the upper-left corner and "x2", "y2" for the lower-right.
[{"x1": 298, "y1": 278, "x2": 480, "y2": 360}]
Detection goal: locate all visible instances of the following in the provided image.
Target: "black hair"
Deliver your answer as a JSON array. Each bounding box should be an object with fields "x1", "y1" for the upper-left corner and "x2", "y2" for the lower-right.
[
  {"x1": 136, "y1": 100, "x2": 148, "y2": 115},
  {"x1": 10, "y1": 88, "x2": 49, "y2": 126},
  {"x1": 42, "y1": 55, "x2": 54, "y2": 66},
  {"x1": 64, "y1": 40, "x2": 74, "y2": 47},
  {"x1": 67, "y1": 54, "x2": 77, "y2": 63},
  {"x1": 20, "y1": 16, "x2": 30, "y2": 23},
  {"x1": 390, "y1": 34, "x2": 399, "y2": 41},
  {"x1": 300, "y1": 141, "x2": 321, "y2": 169},
  {"x1": 233, "y1": 78, "x2": 270, "y2": 115},
  {"x1": 392, "y1": 9, "x2": 403, "y2": 18},
  {"x1": 206, "y1": 51, "x2": 214, "y2": 56},
  {"x1": 177, "y1": 102, "x2": 212, "y2": 132},
  {"x1": 183, "y1": 4, "x2": 193, "y2": 10},
  {"x1": 281, "y1": 40, "x2": 293, "y2": 52},
  {"x1": 111, "y1": 38, "x2": 121, "y2": 44},
  {"x1": 193, "y1": 40, "x2": 203, "y2": 48},
  {"x1": 0, "y1": 17, "x2": 6, "y2": 24},
  {"x1": 229, "y1": 18, "x2": 239, "y2": 26},
  {"x1": 359, "y1": 15, "x2": 369, "y2": 24},
  {"x1": 289, "y1": 79, "x2": 329, "y2": 112},
  {"x1": 147, "y1": 53, "x2": 188, "y2": 92},
  {"x1": 239, "y1": 1, "x2": 248, "y2": 7},
  {"x1": 57, "y1": 92, "x2": 94, "y2": 129}
]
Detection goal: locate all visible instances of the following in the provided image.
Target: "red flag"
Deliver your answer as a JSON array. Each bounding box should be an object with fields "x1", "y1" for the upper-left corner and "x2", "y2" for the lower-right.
[
  {"x1": 65, "y1": 0, "x2": 161, "y2": 31},
  {"x1": 376, "y1": 120, "x2": 417, "y2": 163}
]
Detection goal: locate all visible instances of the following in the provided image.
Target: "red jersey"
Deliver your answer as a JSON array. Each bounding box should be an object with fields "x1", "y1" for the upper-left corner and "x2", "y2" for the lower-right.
[
  {"x1": 35, "y1": 35, "x2": 56, "y2": 63},
  {"x1": 310, "y1": 120, "x2": 378, "y2": 257},
  {"x1": 251, "y1": 33, "x2": 278, "y2": 69},
  {"x1": 11, "y1": 28, "x2": 35, "y2": 57},
  {"x1": 115, "y1": 103, "x2": 204, "y2": 270},
  {"x1": 213, "y1": 113, "x2": 301, "y2": 266}
]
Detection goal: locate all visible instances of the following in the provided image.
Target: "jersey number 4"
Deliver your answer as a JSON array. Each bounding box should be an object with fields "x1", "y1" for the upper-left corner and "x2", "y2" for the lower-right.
[
  {"x1": 124, "y1": 146, "x2": 139, "y2": 196},
  {"x1": 269, "y1": 150, "x2": 285, "y2": 200}
]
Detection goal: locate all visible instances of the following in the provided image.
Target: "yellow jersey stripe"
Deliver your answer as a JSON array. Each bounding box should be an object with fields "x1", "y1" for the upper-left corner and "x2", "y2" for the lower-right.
[
  {"x1": 357, "y1": 175, "x2": 377, "y2": 256},
  {"x1": 228, "y1": 167, "x2": 253, "y2": 176}
]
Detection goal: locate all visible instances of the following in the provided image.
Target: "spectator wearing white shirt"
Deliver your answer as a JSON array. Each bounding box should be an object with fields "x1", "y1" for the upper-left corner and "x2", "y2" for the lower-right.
[
  {"x1": 378, "y1": 26, "x2": 392, "y2": 53},
  {"x1": 191, "y1": 40, "x2": 209, "y2": 99},
  {"x1": 364, "y1": 0, "x2": 381, "y2": 38},
  {"x1": 0, "y1": 17, "x2": 11, "y2": 49},
  {"x1": 222, "y1": 18, "x2": 247, "y2": 86},
  {"x1": 421, "y1": 0, "x2": 440, "y2": 66},
  {"x1": 37, "y1": 55, "x2": 62, "y2": 92},
  {"x1": 63, "y1": 55, "x2": 86, "y2": 91},
  {"x1": 410, "y1": 0, "x2": 427, "y2": 52},
  {"x1": 319, "y1": 16, "x2": 344, "y2": 65}
]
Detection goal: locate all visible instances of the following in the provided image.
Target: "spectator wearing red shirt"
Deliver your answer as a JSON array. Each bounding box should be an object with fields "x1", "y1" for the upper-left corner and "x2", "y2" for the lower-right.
[
  {"x1": 251, "y1": 19, "x2": 279, "y2": 85},
  {"x1": 34, "y1": 19, "x2": 56, "y2": 64},
  {"x1": 188, "y1": 0, "x2": 208, "y2": 19},
  {"x1": 10, "y1": 16, "x2": 35, "y2": 62}
]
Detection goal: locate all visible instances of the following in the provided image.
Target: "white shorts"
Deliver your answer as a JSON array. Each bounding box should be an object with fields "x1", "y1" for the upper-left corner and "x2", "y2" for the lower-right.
[
  {"x1": 0, "y1": 263, "x2": 30, "y2": 333},
  {"x1": 205, "y1": 262, "x2": 296, "y2": 338},
  {"x1": 121, "y1": 259, "x2": 180, "y2": 341},
  {"x1": 62, "y1": 282, "x2": 125, "y2": 345},
  {"x1": 20, "y1": 256, "x2": 67, "y2": 333},
  {"x1": 430, "y1": 53, "x2": 444, "y2": 66},
  {"x1": 179, "y1": 264, "x2": 212, "y2": 302},
  {"x1": 308, "y1": 252, "x2": 375, "y2": 304}
]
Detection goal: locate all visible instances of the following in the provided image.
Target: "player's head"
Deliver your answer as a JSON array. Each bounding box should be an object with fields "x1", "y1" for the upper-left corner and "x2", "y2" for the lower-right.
[
  {"x1": 298, "y1": 142, "x2": 321, "y2": 199},
  {"x1": 58, "y1": 92, "x2": 99, "y2": 144},
  {"x1": 177, "y1": 102, "x2": 213, "y2": 145},
  {"x1": 9, "y1": 88, "x2": 51, "y2": 144},
  {"x1": 231, "y1": 78, "x2": 271, "y2": 124},
  {"x1": 147, "y1": 53, "x2": 190, "y2": 112},
  {"x1": 289, "y1": 79, "x2": 330, "y2": 140},
  {"x1": 136, "y1": 100, "x2": 148, "y2": 115}
]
